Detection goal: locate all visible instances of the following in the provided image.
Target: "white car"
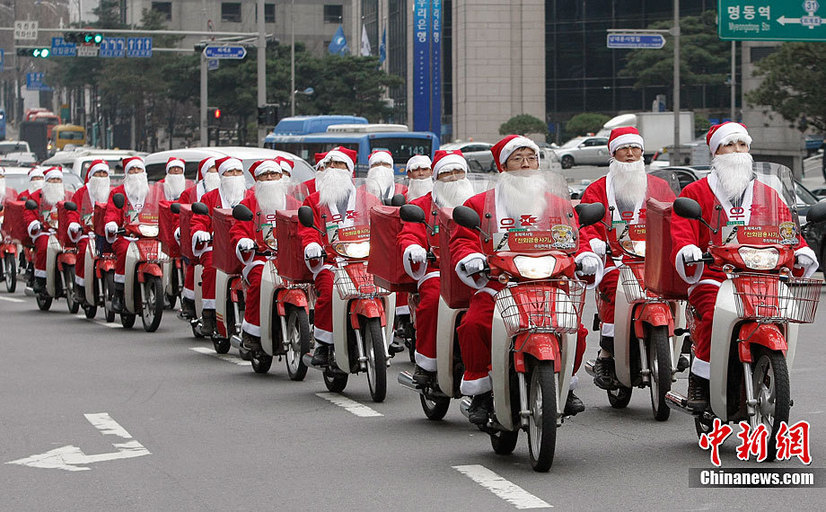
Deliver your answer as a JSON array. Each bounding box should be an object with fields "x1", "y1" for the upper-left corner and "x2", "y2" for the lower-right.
[
  {"x1": 42, "y1": 149, "x2": 145, "y2": 179},
  {"x1": 553, "y1": 136, "x2": 610, "y2": 169}
]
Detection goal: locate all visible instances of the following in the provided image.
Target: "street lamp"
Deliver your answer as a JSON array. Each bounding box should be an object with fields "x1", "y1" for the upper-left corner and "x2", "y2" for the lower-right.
[{"x1": 293, "y1": 88, "x2": 314, "y2": 115}]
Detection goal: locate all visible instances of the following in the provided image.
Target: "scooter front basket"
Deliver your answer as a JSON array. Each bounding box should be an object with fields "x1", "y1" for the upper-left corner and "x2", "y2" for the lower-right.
[
  {"x1": 494, "y1": 279, "x2": 586, "y2": 336},
  {"x1": 732, "y1": 273, "x2": 822, "y2": 323},
  {"x1": 333, "y1": 263, "x2": 390, "y2": 300}
]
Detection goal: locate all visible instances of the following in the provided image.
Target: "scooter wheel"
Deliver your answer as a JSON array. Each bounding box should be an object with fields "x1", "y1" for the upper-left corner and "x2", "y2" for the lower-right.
[
  {"x1": 489, "y1": 430, "x2": 519, "y2": 455},
  {"x1": 323, "y1": 370, "x2": 348, "y2": 393},
  {"x1": 420, "y1": 394, "x2": 450, "y2": 421},
  {"x1": 121, "y1": 312, "x2": 136, "y2": 329},
  {"x1": 607, "y1": 386, "x2": 632, "y2": 409},
  {"x1": 212, "y1": 337, "x2": 230, "y2": 354}
]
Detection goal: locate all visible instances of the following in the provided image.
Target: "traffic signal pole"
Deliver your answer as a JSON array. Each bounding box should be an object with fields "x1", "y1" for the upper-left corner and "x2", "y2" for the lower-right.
[{"x1": 200, "y1": 52, "x2": 208, "y2": 146}]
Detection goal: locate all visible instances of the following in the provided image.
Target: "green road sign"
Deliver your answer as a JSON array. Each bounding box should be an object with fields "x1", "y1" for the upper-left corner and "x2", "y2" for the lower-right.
[{"x1": 719, "y1": 0, "x2": 826, "y2": 41}]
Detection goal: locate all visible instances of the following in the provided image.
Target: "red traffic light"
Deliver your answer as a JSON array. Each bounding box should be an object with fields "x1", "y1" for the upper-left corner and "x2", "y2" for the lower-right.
[{"x1": 214, "y1": 108, "x2": 221, "y2": 119}]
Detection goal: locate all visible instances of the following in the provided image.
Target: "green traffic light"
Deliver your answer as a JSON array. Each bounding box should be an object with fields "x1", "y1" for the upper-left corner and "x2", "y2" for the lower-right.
[
  {"x1": 31, "y1": 48, "x2": 50, "y2": 58},
  {"x1": 94, "y1": 33, "x2": 103, "y2": 44},
  {"x1": 84, "y1": 34, "x2": 93, "y2": 43}
]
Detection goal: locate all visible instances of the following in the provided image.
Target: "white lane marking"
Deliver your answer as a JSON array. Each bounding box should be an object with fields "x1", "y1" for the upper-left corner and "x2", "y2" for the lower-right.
[
  {"x1": 0, "y1": 296, "x2": 24, "y2": 303},
  {"x1": 7, "y1": 413, "x2": 150, "y2": 472},
  {"x1": 315, "y1": 392, "x2": 383, "y2": 417},
  {"x1": 74, "y1": 312, "x2": 122, "y2": 328},
  {"x1": 453, "y1": 465, "x2": 552, "y2": 509},
  {"x1": 190, "y1": 346, "x2": 251, "y2": 366}
]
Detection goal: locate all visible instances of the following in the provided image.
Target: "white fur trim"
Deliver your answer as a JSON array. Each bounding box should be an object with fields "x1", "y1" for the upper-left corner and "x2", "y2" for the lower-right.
[
  {"x1": 314, "y1": 327, "x2": 333, "y2": 344},
  {"x1": 202, "y1": 299, "x2": 216, "y2": 309},
  {"x1": 588, "y1": 238, "x2": 607, "y2": 257},
  {"x1": 499, "y1": 136, "x2": 540, "y2": 167},
  {"x1": 455, "y1": 252, "x2": 488, "y2": 289},
  {"x1": 68, "y1": 222, "x2": 83, "y2": 243},
  {"x1": 369, "y1": 151, "x2": 394, "y2": 168},
  {"x1": 395, "y1": 305, "x2": 410, "y2": 315},
  {"x1": 182, "y1": 287, "x2": 195, "y2": 300},
  {"x1": 123, "y1": 158, "x2": 145, "y2": 174},
  {"x1": 235, "y1": 238, "x2": 256, "y2": 264},
  {"x1": 34, "y1": 269, "x2": 47, "y2": 278},
  {"x1": 242, "y1": 319, "x2": 261, "y2": 337},
  {"x1": 415, "y1": 351, "x2": 438, "y2": 372},
  {"x1": 460, "y1": 373, "x2": 492, "y2": 395},
  {"x1": 691, "y1": 357, "x2": 710, "y2": 379},
  {"x1": 166, "y1": 159, "x2": 185, "y2": 173},
  {"x1": 218, "y1": 158, "x2": 243, "y2": 176},
  {"x1": 403, "y1": 244, "x2": 428, "y2": 280},
  {"x1": 601, "y1": 322, "x2": 614, "y2": 337},
  {"x1": 575, "y1": 251, "x2": 604, "y2": 289},
  {"x1": 326, "y1": 150, "x2": 355, "y2": 172},
  {"x1": 44, "y1": 168, "x2": 63, "y2": 181},
  {"x1": 88, "y1": 161, "x2": 110, "y2": 177},
  {"x1": 406, "y1": 155, "x2": 432, "y2": 172},
  {"x1": 794, "y1": 246, "x2": 819, "y2": 278},
  {"x1": 675, "y1": 244, "x2": 704, "y2": 284},
  {"x1": 253, "y1": 160, "x2": 281, "y2": 177},
  {"x1": 687, "y1": 279, "x2": 722, "y2": 295},
  {"x1": 27, "y1": 220, "x2": 41, "y2": 237},
  {"x1": 609, "y1": 133, "x2": 644, "y2": 155},
  {"x1": 709, "y1": 123, "x2": 751, "y2": 155},
  {"x1": 114, "y1": 273, "x2": 125, "y2": 283},
  {"x1": 433, "y1": 153, "x2": 468, "y2": 176},
  {"x1": 418, "y1": 270, "x2": 439, "y2": 287},
  {"x1": 75, "y1": 275, "x2": 85, "y2": 286},
  {"x1": 569, "y1": 374, "x2": 579, "y2": 391}
]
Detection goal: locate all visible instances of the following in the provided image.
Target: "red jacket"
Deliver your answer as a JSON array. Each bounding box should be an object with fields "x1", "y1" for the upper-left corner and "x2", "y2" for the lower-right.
[
  {"x1": 230, "y1": 193, "x2": 302, "y2": 255},
  {"x1": 397, "y1": 192, "x2": 441, "y2": 273},
  {"x1": 65, "y1": 185, "x2": 99, "y2": 238},
  {"x1": 23, "y1": 188, "x2": 71, "y2": 232},
  {"x1": 298, "y1": 188, "x2": 381, "y2": 261},
  {"x1": 190, "y1": 187, "x2": 236, "y2": 235},
  {"x1": 103, "y1": 183, "x2": 163, "y2": 229}
]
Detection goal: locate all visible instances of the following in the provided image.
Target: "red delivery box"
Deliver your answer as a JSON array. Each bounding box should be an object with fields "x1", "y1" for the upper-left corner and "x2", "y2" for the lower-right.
[
  {"x1": 57, "y1": 201, "x2": 75, "y2": 247},
  {"x1": 368, "y1": 205, "x2": 417, "y2": 293},
  {"x1": 644, "y1": 198, "x2": 689, "y2": 300},
  {"x1": 93, "y1": 202, "x2": 108, "y2": 237},
  {"x1": 3, "y1": 200, "x2": 28, "y2": 242},
  {"x1": 438, "y1": 207, "x2": 474, "y2": 309},
  {"x1": 178, "y1": 204, "x2": 195, "y2": 260},
  {"x1": 158, "y1": 201, "x2": 181, "y2": 259},
  {"x1": 275, "y1": 209, "x2": 314, "y2": 283},
  {"x1": 213, "y1": 208, "x2": 242, "y2": 274}
]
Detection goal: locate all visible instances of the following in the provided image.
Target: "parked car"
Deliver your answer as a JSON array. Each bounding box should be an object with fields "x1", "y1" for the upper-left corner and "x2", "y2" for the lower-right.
[
  {"x1": 441, "y1": 141, "x2": 495, "y2": 173},
  {"x1": 0, "y1": 140, "x2": 32, "y2": 156},
  {"x1": 553, "y1": 136, "x2": 610, "y2": 169},
  {"x1": 43, "y1": 149, "x2": 145, "y2": 178},
  {"x1": 2, "y1": 165, "x2": 84, "y2": 195}
]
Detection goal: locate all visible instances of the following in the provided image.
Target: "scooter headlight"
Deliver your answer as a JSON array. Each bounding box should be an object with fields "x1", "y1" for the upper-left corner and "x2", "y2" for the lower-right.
[
  {"x1": 333, "y1": 241, "x2": 370, "y2": 259},
  {"x1": 138, "y1": 224, "x2": 159, "y2": 238},
  {"x1": 620, "y1": 239, "x2": 646, "y2": 258},
  {"x1": 738, "y1": 247, "x2": 779, "y2": 270},
  {"x1": 513, "y1": 255, "x2": 556, "y2": 279}
]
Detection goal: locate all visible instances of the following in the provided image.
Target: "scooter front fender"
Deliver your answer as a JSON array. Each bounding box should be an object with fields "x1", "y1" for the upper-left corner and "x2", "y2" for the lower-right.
[
  {"x1": 57, "y1": 251, "x2": 77, "y2": 270},
  {"x1": 514, "y1": 333, "x2": 561, "y2": 373},
  {"x1": 633, "y1": 302, "x2": 675, "y2": 339},
  {"x1": 349, "y1": 298, "x2": 386, "y2": 330},
  {"x1": 276, "y1": 288, "x2": 309, "y2": 317},
  {"x1": 738, "y1": 322, "x2": 787, "y2": 363},
  {"x1": 137, "y1": 262, "x2": 163, "y2": 283}
]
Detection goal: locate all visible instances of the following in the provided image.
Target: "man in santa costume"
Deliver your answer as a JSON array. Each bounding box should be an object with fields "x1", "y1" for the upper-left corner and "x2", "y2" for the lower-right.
[
  {"x1": 398, "y1": 149, "x2": 476, "y2": 385},
  {"x1": 364, "y1": 149, "x2": 407, "y2": 204},
  {"x1": 17, "y1": 167, "x2": 45, "y2": 202},
  {"x1": 189, "y1": 156, "x2": 249, "y2": 337},
  {"x1": 65, "y1": 159, "x2": 111, "y2": 303},
  {"x1": 299, "y1": 146, "x2": 381, "y2": 366},
  {"x1": 230, "y1": 159, "x2": 302, "y2": 351},
  {"x1": 580, "y1": 126, "x2": 676, "y2": 389},
  {"x1": 300, "y1": 152, "x2": 328, "y2": 197},
  {"x1": 672, "y1": 122, "x2": 818, "y2": 411},
  {"x1": 159, "y1": 157, "x2": 188, "y2": 201},
  {"x1": 405, "y1": 154, "x2": 434, "y2": 201},
  {"x1": 450, "y1": 135, "x2": 602, "y2": 424},
  {"x1": 104, "y1": 156, "x2": 153, "y2": 312},
  {"x1": 24, "y1": 167, "x2": 71, "y2": 294}
]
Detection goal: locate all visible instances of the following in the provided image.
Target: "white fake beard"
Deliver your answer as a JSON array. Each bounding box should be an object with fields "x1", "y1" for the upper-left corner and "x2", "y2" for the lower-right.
[
  {"x1": 255, "y1": 180, "x2": 289, "y2": 214},
  {"x1": 164, "y1": 173, "x2": 186, "y2": 200},
  {"x1": 88, "y1": 176, "x2": 111, "y2": 204},
  {"x1": 712, "y1": 152, "x2": 755, "y2": 202},
  {"x1": 220, "y1": 175, "x2": 247, "y2": 207},
  {"x1": 366, "y1": 166, "x2": 395, "y2": 199},
  {"x1": 433, "y1": 178, "x2": 475, "y2": 208},
  {"x1": 498, "y1": 170, "x2": 548, "y2": 218},
  {"x1": 202, "y1": 172, "x2": 220, "y2": 192},
  {"x1": 407, "y1": 177, "x2": 433, "y2": 201},
  {"x1": 42, "y1": 182, "x2": 64, "y2": 206},
  {"x1": 124, "y1": 172, "x2": 150, "y2": 207},
  {"x1": 29, "y1": 180, "x2": 44, "y2": 194},
  {"x1": 318, "y1": 168, "x2": 355, "y2": 206},
  {"x1": 609, "y1": 158, "x2": 647, "y2": 208}
]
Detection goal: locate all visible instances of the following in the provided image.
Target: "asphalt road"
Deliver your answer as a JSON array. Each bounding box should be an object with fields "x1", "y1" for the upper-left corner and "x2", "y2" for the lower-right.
[{"x1": 1, "y1": 284, "x2": 825, "y2": 511}]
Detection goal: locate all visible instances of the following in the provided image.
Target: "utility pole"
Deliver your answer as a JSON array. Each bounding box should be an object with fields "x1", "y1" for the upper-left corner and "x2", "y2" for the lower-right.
[
  {"x1": 672, "y1": 0, "x2": 681, "y2": 166},
  {"x1": 256, "y1": 0, "x2": 266, "y2": 145}
]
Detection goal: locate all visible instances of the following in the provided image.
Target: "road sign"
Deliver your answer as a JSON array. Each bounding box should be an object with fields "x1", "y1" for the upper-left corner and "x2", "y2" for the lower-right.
[
  {"x1": 719, "y1": 0, "x2": 826, "y2": 41},
  {"x1": 26, "y1": 72, "x2": 50, "y2": 91},
  {"x1": 126, "y1": 37, "x2": 152, "y2": 58},
  {"x1": 207, "y1": 59, "x2": 219, "y2": 71},
  {"x1": 99, "y1": 37, "x2": 126, "y2": 58},
  {"x1": 606, "y1": 33, "x2": 666, "y2": 49},
  {"x1": 77, "y1": 44, "x2": 99, "y2": 57},
  {"x1": 203, "y1": 45, "x2": 247, "y2": 60},
  {"x1": 14, "y1": 20, "x2": 38, "y2": 40},
  {"x1": 51, "y1": 37, "x2": 78, "y2": 57}
]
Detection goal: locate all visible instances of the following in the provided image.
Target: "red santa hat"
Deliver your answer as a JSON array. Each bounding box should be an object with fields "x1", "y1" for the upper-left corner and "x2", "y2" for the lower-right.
[
  {"x1": 276, "y1": 156, "x2": 295, "y2": 175},
  {"x1": 314, "y1": 152, "x2": 328, "y2": 165},
  {"x1": 215, "y1": 156, "x2": 244, "y2": 176},
  {"x1": 608, "y1": 126, "x2": 644, "y2": 155},
  {"x1": 86, "y1": 159, "x2": 110, "y2": 183},
  {"x1": 432, "y1": 149, "x2": 468, "y2": 176},
  {"x1": 44, "y1": 166, "x2": 63, "y2": 181},
  {"x1": 122, "y1": 156, "x2": 145, "y2": 174},
  {"x1": 406, "y1": 154, "x2": 432, "y2": 173},
  {"x1": 249, "y1": 159, "x2": 282, "y2": 178},
  {"x1": 369, "y1": 149, "x2": 394, "y2": 168},
  {"x1": 325, "y1": 146, "x2": 357, "y2": 173},
  {"x1": 28, "y1": 167, "x2": 45, "y2": 179},
  {"x1": 165, "y1": 157, "x2": 185, "y2": 174},
  {"x1": 491, "y1": 135, "x2": 540, "y2": 172},
  {"x1": 197, "y1": 157, "x2": 217, "y2": 181},
  {"x1": 706, "y1": 121, "x2": 752, "y2": 155}
]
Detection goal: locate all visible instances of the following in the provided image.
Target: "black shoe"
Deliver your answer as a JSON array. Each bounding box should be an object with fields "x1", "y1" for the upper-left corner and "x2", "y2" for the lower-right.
[
  {"x1": 687, "y1": 373, "x2": 709, "y2": 412},
  {"x1": 179, "y1": 297, "x2": 196, "y2": 320},
  {"x1": 676, "y1": 355, "x2": 690, "y2": 373},
  {"x1": 201, "y1": 309, "x2": 216, "y2": 337},
  {"x1": 593, "y1": 357, "x2": 616, "y2": 390},
  {"x1": 33, "y1": 277, "x2": 46, "y2": 294},
  {"x1": 412, "y1": 365, "x2": 436, "y2": 387},
  {"x1": 389, "y1": 339, "x2": 405, "y2": 355},
  {"x1": 73, "y1": 285, "x2": 86, "y2": 305},
  {"x1": 112, "y1": 284, "x2": 124, "y2": 313},
  {"x1": 242, "y1": 331, "x2": 262, "y2": 352},
  {"x1": 311, "y1": 343, "x2": 331, "y2": 366},
  {"x1": 468, "y1": 391, "x2": 493, "y2": 425},
  {"x1": 564, "y1": 391, "x2": 585, "y2": 416}
]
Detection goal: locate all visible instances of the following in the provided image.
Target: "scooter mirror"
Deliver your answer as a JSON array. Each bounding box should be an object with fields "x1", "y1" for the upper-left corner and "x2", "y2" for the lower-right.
[
  {"x1": 112, "y1": 193, "x2": 125, "y2": 209},
  {"x1": 191, "y1": 202, "x2": 209, "y2": 216},
  {"x1": 232, "y1": 204, "x2": 254, "y2": 222},
  {"x1": 399, "y1": 204, "x2": 426, "y2": 224},
  {"x1": 389, "y1": 194, "x2": 406, "y2": 207},
  {"x1": 170, "y1": 203, "x2": 181, "y2": 214},
  {"x1": 807, "y1": 199, "x2": 826, "y2": 224},
  {"x1": 673, "y1": 197, "x2": 703, "y2": 220},
  {"x1": 574, "y1": 202, "x2": 605, "y2": 228},
  {"x1": 64, "y1": 201, "x2": 78, "y2": 212},
  {"x1": 298, "y1": 206, "x2": 315, "y2": 228},
  {"x1": 453, "y1": 205, "x2": 481, "y2": 231},
  {"x1": 25, "y1": 199, "x2": 38, "y2": 210}
]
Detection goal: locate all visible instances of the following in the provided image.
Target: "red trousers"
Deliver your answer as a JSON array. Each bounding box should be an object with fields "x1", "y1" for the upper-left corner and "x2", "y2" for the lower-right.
[
  {"x1": 458, "y1": 289, "x2": 588, "y2": 396},
  {"x1": 597, "y1": 266, "x2": 619, "y2": 336},
  {"x1": 183, "y1": 260, "x2": 195, "y2": 300},
  {"x1": 74, "y1": 237, "x2": 90, "y2": 282},
  {"x1": 312, "y1": 269, "x2": 334, "y2": 344},
  {"x1": 687, "y1": 282, "x2": 719, "y2": 377},
  {"x1": 413, "y1": 277, "x2": 440, "y2": 371},
  {"x1": 241, "y1": 265, "x2": 263, "y2": 336},
  {"x1": 33, "y1": 234, "x2": 48, "y2": 278},
  {"x1": 200, "y1": 250, "x2": 216, "y2": 310},
  {"x1": 112, "y1": 237, "x2": 129, "y2": 282}
]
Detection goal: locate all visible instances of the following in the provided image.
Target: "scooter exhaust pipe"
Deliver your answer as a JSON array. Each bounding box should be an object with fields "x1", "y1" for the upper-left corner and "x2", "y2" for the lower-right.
[
  {"x1": 229, "y1": 334, "x2": 243, "y2": 351},
  {"x1": 397, "y1": 371, "x2": 424, "y2": 394},
  {"x1": 665, "y1": 391, "x2": 692, "y2": 414},
  {"x1": 583, "y1": 359, "x2": 596, "y2": 378},
  {"x1": 459, "y1": 397, "x2": 472, "y2": 419}
]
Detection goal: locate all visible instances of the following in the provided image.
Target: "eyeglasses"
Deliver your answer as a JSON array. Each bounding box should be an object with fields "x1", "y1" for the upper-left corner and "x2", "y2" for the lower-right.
[{"x1": 510, "y1": 155, "x2": 539, "y2": 164}]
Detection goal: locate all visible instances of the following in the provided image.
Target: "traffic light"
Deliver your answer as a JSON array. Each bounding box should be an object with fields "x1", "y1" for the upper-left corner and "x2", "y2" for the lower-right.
[
  {"x1": 257, "y1": 105, "x2": 278, "y2": 125},
  {"x1": 208, "y1": 107, "x2": 222, "y2": 123},
  {"x1": 214, "y1": 108, "x2": 221, "y2": 120},
  {"x1": 64, "y1": 31, "x2": 103, "y2": 44},
  {"x1": 17, "y1": 47, "x2": 50, "y2": 58}
]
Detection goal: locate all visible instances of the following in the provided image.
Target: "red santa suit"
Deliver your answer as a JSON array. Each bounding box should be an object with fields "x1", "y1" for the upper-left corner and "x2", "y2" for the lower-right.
[
  {"x1": 579, "y1": 174, "x2": 676, "y2": 341},
  {"x1": 1, "y1": 186, "x2": 18, "y2": 236},
  {"x1": 180, "y1": 158, "x2": 218, "y2": 302},
  {"x1": 103, "y1": 182, "x2": 162, "y2": 284},
  {"x1": 189, "y1": 186, "x2": 239, "y2": 310},
  {"x1": 397, "y1": 192, "x2": 442, "y2": 371},
  {"x1": 229, "y1": 192, "x2": 301, "y2": 336},
  {"x1": 23, "y1": 186, "x2": 72, "y2": 279},
  {"x1": 65, "y1": 187, "x2": 104, "y2": 287},
  {"x1": 671, "y1": 174, "x2": 811, "y2": 378}
]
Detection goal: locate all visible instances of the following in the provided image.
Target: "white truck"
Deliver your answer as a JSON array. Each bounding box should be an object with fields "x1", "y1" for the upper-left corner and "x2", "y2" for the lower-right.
[{"x1": 597, "y1": 112, "x2": 695, "y2": 163}]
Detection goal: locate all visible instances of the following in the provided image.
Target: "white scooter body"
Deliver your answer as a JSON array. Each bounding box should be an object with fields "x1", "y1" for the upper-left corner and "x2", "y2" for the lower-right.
[
  {"x1": 436, "y1": 296, "x2": 465, "y2": 397},
  {"x1": 45, "y1": 234, "x2": 62, "y2": 297},
  {"x1": 84, "y1": 237, "x2": 96, "y2": 306},
  {"x1": 194, "y1": 263, "x2": 204, "y2": 318},
  {"x1": 123, "y1": 239, "x2": 141, "y2": 313},
  {"x1": 259, "y1": 260, "x2": 282, "y2": 355},
  {"x1": 214, "y1": 267, "x2": 232, "y2": 337}
]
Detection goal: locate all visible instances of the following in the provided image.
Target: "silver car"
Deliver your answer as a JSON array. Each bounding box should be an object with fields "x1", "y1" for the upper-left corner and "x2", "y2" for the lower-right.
[{"x1": 553, "y1": 136, "x2": 610, "y2": 169}]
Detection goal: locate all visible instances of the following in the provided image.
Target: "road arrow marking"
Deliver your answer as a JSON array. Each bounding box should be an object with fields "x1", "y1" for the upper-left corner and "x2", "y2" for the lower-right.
[
  {"x1": 190, "y1": 346, "x2": 251, "y2": 366},
  {"x1": 6, "y1": 413, "x2": 150, "y2": 472},
  {"x1": 315, "y1": 392, "x2": 383, "y2": 417},
  {"x1": 0, "y1": 296, "x2": 25, "y2": 303},
  {"x1": 453, "y1": 465, "x2": 551, "y2": 509}
]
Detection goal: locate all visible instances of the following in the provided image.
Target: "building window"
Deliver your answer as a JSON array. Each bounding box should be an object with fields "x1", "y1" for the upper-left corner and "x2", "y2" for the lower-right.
[
  {"x1": 265, "y1": 4, "x2": 275, "y2": 23},
  {"x1": 151, "y1": 2, "x2": 172, "y2": 21},
  {"x1": 221, "y1": 3, "x2": 242, "y2": 23},
  {"x1": 324, "y1": 5, "x2": 343, "y2": 23}
]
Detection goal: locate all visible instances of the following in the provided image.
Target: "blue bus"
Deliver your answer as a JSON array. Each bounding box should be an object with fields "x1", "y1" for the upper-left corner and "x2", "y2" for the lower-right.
[
  {"x1": 0, "y1": 108, "x2": 6, "y2": 140},
  {"x1": 271, "y1": 115, "x2": 368, "y2": 136},
  {"x1": 263, "y1": 122, "x2": 439, "y2": 176}
]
